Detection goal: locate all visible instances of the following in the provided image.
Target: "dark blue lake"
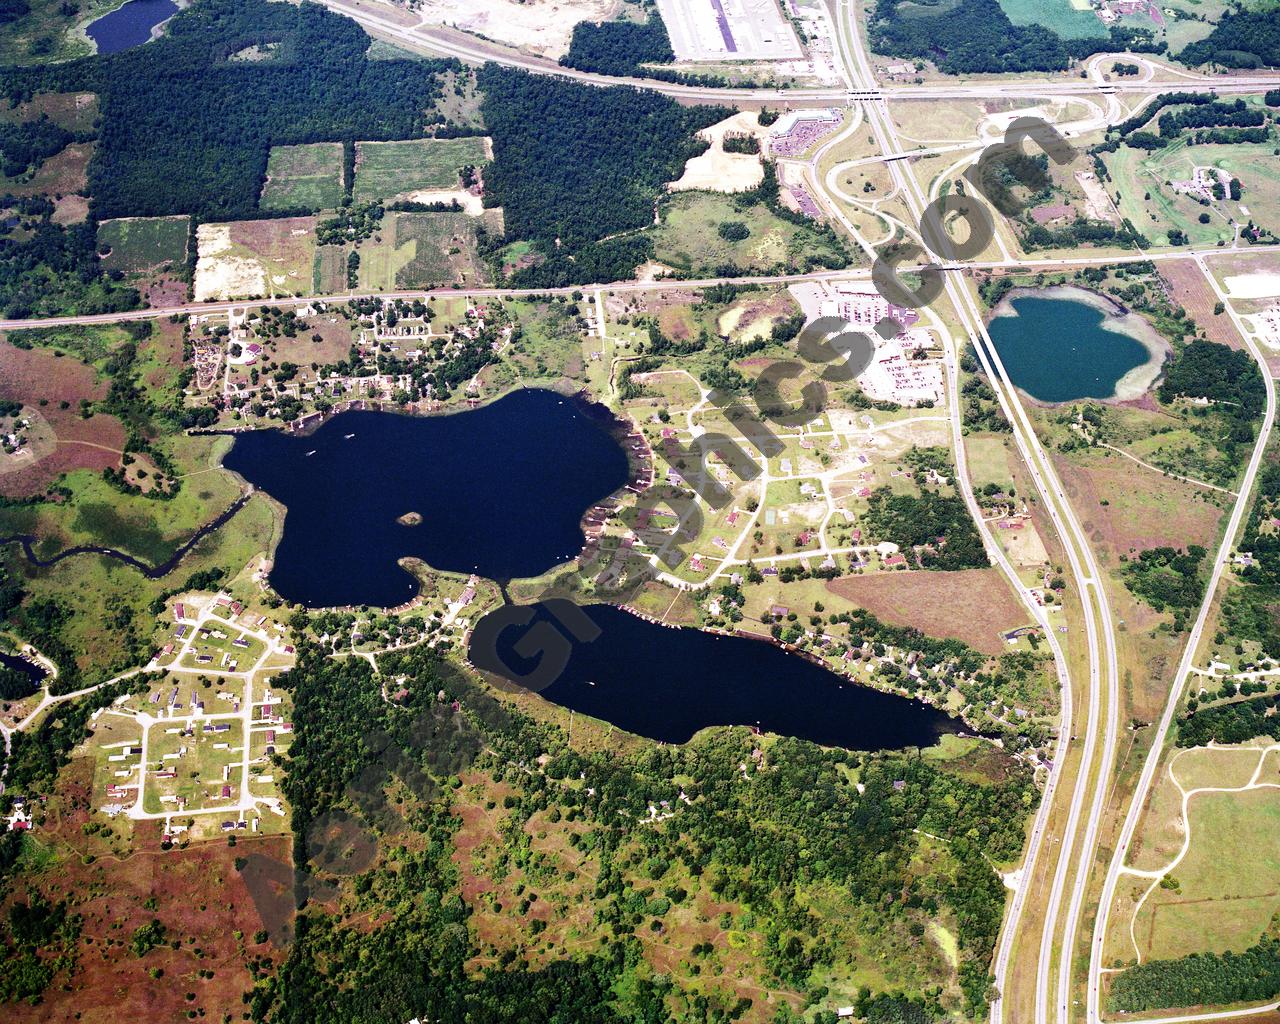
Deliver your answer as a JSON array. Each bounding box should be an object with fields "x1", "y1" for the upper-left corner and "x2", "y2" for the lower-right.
[
  {"x1": 469, "y1": 602, "x2": 964, "y2": 749},
  {"x1": 87, "y1": 0, "x2": 178, "y2": 55},
  {"x1": 988, "y1": 293, "x2": 1153, "y2": 403},
  {"x1": 222, "y1": 390, "x2": 631, "y2": 608}
]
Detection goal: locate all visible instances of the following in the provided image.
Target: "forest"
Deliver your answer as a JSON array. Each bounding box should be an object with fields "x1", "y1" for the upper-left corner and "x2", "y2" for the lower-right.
[
  {"x1": 0, "y1": 0, "x2": 457, "y2": 221},
  {"x1": 245, "y1": 636, "x2": 1034, "y2": 1021},
  {"x1": 0, "y1": 197, "x2": 139, "y2": 318},
  {"x1": 861, "y1": 488, "x2": 989, "y2": 571},
  {"x1": 477, "y1": 65, "x2": 725, "y2": 272},
  {"x1": 1178, "y1": 8, "x2": 1280, "y2": 68},
  {"x1": 1157, "y1": 340, "x2": 1265, "y2": 457},
  {"x1": 1177, "y1": 692, "x2": 1280, "y2": 747},
  {"x1": 1108, "y1": 936, "x2": 1280, "y2": 1012},
  {"x1": 868, "y1": 0, "x2": 1160, "y2": 75},
  {"x1": 561, "y1": 13, "x2": 675, "y2": 77},
  {"x1": 1120, "y1": 546, "x2": 1206, "y2": 625}
]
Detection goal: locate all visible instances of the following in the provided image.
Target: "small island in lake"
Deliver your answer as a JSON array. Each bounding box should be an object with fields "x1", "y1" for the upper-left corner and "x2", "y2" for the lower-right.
[{"x1": 397, "y1": 512, "x2": 422, "y2": 526}]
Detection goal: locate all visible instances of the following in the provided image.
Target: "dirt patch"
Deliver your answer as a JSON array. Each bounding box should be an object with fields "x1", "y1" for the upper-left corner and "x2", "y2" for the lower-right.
[
  {"x1": 0, "y1": 339, "x2": 126, "y2": 496},
  {"x1": 415, "y1": 0, "x2": 622, "y2": 58},
  {"x1": 1159, "y1": 260, "x2": 1244, "y2": 350},
  {"x1": 144, "y1": 276, "x2": 190, "y2": 308},
  {"x1": 403, "y1": 188, "x2": 485, "y2": 214},
  {"x1": 670, "y1": 111, "x2": 765, "y2": 194},
  {"x1": 826, "y1": 568, "x2": 1030, "y2": 655},
  {"x1": 3, "y1": 141, "x2": 93, "y2": 199},
  {"x1": 51, "y1": 193, "x2": 89, "y2": 225}
]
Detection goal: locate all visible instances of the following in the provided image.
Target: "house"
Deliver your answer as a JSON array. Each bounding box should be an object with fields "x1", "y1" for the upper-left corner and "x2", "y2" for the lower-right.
[{"x1": 221, "y1": 785, "x2": 232, "y2": 798}]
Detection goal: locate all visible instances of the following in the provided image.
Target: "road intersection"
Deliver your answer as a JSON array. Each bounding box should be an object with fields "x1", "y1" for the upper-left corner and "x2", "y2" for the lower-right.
[{"x1": 4, "y1": 3, "x2": 1280, "y2": 1019}]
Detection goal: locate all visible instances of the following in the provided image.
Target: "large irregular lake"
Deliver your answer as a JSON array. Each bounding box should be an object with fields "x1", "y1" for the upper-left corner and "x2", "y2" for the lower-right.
[
  {"x1": 87, "y1": 0, "x2": 178, "y2": 55},
  {"x1": 469, "y1": 602, "x2": 964, "y2": 750},
  {"x1": 222, "y1": 390, "x2": 630, "y2": 608},
  {"x1": 987, "y1": 287, "x2": 1165, "y2": 403}
]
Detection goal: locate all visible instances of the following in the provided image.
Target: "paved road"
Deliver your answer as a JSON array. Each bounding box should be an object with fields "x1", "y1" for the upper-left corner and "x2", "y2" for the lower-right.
[
  {"x1": 824, "y1": 16, "x2": 1119, "y2": 1024},
  {"x1": 1085, "y1": 255, "x2": 1280, "y2": 1024},
  {"x1": 4, "y1": 248, "x2": 1278, "y2": 333},
  {"x1": 314, "y1": 0, "x2": 1280, "y2": 105}
]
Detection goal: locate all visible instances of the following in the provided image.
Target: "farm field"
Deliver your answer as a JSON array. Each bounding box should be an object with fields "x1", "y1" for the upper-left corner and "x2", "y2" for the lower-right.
[
  {"x1": 652, "y1": 192, "x2": 848, "y2": 276},
  {"x1": 1103, "y1": 139, "x2": 1277, "y2": 249},
  {"x1": 356, "y1": 209, "x2": 501, "y2": 291},
  {"x1": 826, "y1": 568, "x2": 1031, "y2": 655},
  {"x1": 97, "y1": 216, "x2": 190, "y2": 274},
  {"x1": 352, "y1": 137, "x2": 490, "y2": 204},
  {"x1": 996, "y1": 0, "x2": 1104, "y2": 39},
  {"x1": 260, "y1": 142, "x2": 345, "y2": 211},
  {"x1": 194, "y1": 217, "x2": 317, "y2": 301}
]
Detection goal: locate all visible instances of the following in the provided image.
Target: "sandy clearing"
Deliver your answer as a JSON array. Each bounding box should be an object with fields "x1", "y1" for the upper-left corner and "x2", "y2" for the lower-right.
[
  {"x1": 1225, "y1": 273, "x2": 1280, "y2": 299},
  {"x1": 194, "y1": 252, "x2": 267, "y2": 302},
  {"x1": 416, "y1": 0, "x2": 620, "y2": 58},
  {"x1": 403, "y1": 188, "x2": 485, "y2": 214},
  {"x1": 196, "y1": 222, "x2": 233, "y2": 257},
  {"x1": 670, "y1": 112, "x2": 765, "y2": 194}
]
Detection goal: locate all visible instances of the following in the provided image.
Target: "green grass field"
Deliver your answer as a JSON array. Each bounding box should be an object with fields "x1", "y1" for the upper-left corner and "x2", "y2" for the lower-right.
[
  {"x1": 97, "y1": 216, "x2": 189, "y2": 274},
  {"x1": 652, "y1": 192, "x2": 847, "y2": 275},
  {"x1": 352, "y1": 137, "x2": 490, "y2": 204},
  {"x1": 1139, "y1": 787, "x2": 1280, "y2": 960},
  {"x1": 356, "y1": 210, "x2": 497, "y2": 290},
  {"x1": 260, "y1": 143, "x2": 344, "y2": 212},
  {"x1": 1105, "y1": 137, "x2": 1278, "y2": 248},
  {"x1": 996, "y1": 0, "x2": 1105, "y2": 39}
]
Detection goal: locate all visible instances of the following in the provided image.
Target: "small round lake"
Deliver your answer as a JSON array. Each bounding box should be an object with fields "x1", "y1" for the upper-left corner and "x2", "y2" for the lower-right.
[
  {"x1": 222, "y1": 390, "x2": 631, "y2": 608},
  {"x1": 0, "y1": 650, "x2": 46, "y2": 698},
  {"x1": 469, "y1": 602, "x2": 964, "y2": 750},
  {"x1": 87, "y1": 0, "x2": 178, "y2": 55},
  {"x1": 987, "y1": 290, "x2": 1159, "y2": 403}
]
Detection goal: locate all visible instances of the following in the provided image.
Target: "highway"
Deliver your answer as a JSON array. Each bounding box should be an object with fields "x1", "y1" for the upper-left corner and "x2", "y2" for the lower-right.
[
  {"x1": 311, "y1": 0, "x2": 1280, "y2": 106},
  {"x1": 1085, "y1": 254, "x2": 1279, "y2": 1024},
  {"x1": 823, "y1": 15, "x2": 1122, "y2": 1024},
  {"x1": 5, "y1": 1, "x2": 1279, "y2": 1018}
]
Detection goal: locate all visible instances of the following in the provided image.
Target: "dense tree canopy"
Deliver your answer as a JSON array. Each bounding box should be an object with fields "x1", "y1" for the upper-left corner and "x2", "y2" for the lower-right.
[
  {"x1": 477, "y1": 65, "x2": 725, "y2": 251},
  {"x1": 1, "y1": 0, "x2": 457, "y2": 221},
  {"x1": 1178, "y1": 9, "x2": 1280, "y2": 68}
]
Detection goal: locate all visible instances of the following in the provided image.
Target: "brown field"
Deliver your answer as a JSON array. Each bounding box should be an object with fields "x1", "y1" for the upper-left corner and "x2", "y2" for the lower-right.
[
  {"x1": 826, "y1": 567, "x2": 1030, "y2": 654},
  {"x1": 6, "y1": 758, "x2": 288, "y2": 1024},
  {"x1": 1158, "y1": 260, "x2": 1244, "y2": 351},
  {"x1": 1052, "y1": 449, "x2": 1225, "y2": 563},
  {"x1": 0, "y1": 339, "x2": 126, "y2": 496},
  {"x1": 0, "y1": 91, "x2": 98, "y2": 134},
  {"x1": 3, "y1": 141, "x2": 93, "y2": 199}
]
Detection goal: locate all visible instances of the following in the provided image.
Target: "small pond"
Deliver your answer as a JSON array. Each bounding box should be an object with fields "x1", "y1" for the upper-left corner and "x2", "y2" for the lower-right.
[
  {"x1": 987, "y1": 287, "x2": 1162, "y2": 403},
  {"x1": 87, "y1": 0, "x2": 178, "y2": 55}
]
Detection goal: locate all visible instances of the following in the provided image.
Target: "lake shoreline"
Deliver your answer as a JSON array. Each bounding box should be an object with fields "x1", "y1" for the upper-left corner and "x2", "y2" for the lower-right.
[{"x1": 990, "y1": 284, "x2": 1172, "y2": 404}]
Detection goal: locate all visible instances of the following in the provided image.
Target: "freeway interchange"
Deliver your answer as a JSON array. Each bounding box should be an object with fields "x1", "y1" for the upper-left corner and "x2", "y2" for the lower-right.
[{"x1": 7, "y1": 2, "x2": 1280, "y2": 1021}]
